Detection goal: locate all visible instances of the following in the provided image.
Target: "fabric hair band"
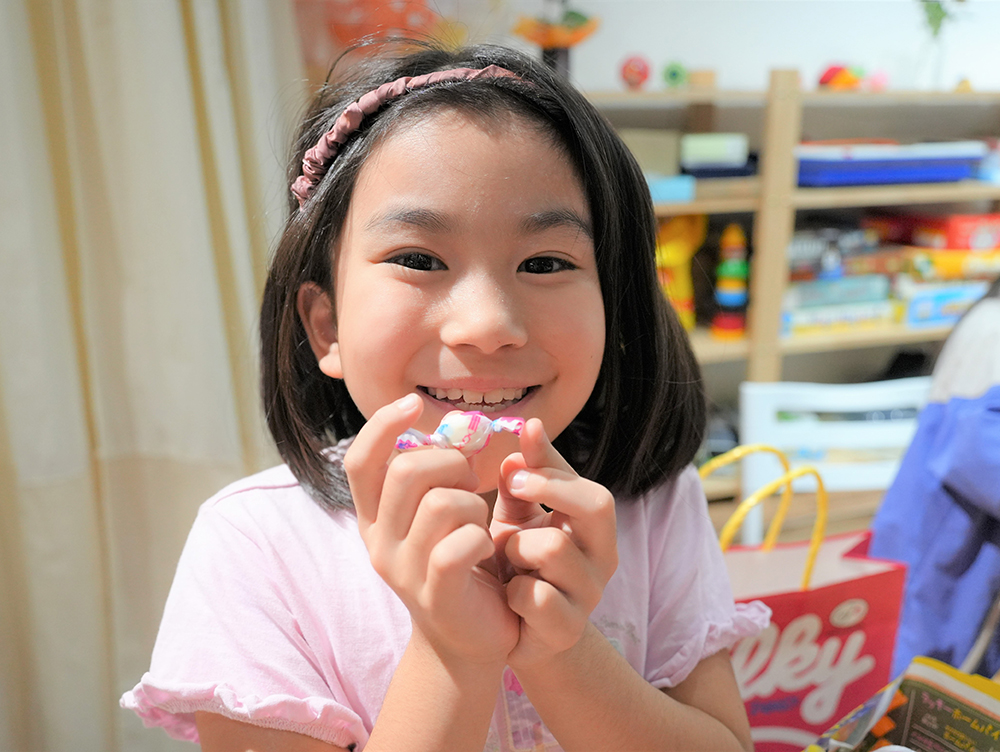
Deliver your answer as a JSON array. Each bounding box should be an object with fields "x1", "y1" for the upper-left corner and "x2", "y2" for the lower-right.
[{"x1": 291, "y1": 64, "x2": 523, "y2": 207}]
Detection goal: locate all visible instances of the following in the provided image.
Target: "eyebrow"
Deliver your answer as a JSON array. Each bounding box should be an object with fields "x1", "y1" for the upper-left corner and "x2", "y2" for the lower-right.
[
  {"x1": 365, "y1": 208, "x2": 451, "y2": 234},
  {"x1": 365, "y1": 207, "x2": 593, "y2": 240},
  {"x1": 520, "y1": 209, "x2": 593, "y2": 241}
]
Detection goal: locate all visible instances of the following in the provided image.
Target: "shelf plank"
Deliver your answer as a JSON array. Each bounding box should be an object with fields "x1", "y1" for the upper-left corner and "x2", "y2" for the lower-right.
[
  {"x1": 708, "y1": 490, "x2": 884, "y2": 543},
  {"x1": 702, "y1": 474, "x2": 740, "y2": 502},
  {"x1": 654, "y1": 177, "x2": 760, "y2": 217},
  {"x1": 801, "y1": 90, "x2": 1000, "y2": 106},
  {"x1": 586, "y1": 89, "x2": 766, "y2": 109},
  {"x1": 689, "y1": 327, "x2": 750, "y2": 364},
  {"x1": 589, "y1": 88, "x2": 1000, "y2": 111},
  {"x1": 793, "y1": 181, "x2": 1000, "y2": 209},
  {"x1": 780, "y1": 323, "x2": 952, "y2": 354}
]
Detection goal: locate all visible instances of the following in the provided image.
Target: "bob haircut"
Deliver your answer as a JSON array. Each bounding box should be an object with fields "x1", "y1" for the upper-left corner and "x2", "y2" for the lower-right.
[{"x1": 261, "y1": 42, "x2": 705, "y2": 509}]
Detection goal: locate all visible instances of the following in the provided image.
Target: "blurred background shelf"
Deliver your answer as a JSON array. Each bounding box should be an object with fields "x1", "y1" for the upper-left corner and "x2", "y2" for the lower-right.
[
  {"x1": 793, "y1": 180, "x2": 1000, "y2": 210},
  {"x1": 688, "y1": 327, "x2": 750, "y2": 364},
  {"x1": 654, "y1": 177, "x2": 760, "y2": 216},
  {"x1": 596, "y1": 72, "x2": 1000, "y2": 381},
  {"x1": 780, "y1": 324, "x2": 953, "y2": 354},
  {"x1": 708, "y1": 489, "x2": 885, "y2": 543}
]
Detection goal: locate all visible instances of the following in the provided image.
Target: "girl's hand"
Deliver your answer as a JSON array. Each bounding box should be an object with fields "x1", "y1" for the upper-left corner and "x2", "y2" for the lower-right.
[
  {"x1": 489, "y1": 418, "x2": 618, "y2": 668},
  {"x1": 344, "y1": 394, "x2": 519, "y2": 667}
]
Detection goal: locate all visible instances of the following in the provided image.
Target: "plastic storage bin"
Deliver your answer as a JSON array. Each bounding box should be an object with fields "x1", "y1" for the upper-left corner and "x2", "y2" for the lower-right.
[{"x1": 795, "y1": 141, "x2": 988, "y2": 187}]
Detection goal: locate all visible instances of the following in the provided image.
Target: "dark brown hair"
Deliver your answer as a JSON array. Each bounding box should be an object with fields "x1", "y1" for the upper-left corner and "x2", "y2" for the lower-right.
[{"x1": 260, "y1": 42, "x2": 705, "y2": 509}]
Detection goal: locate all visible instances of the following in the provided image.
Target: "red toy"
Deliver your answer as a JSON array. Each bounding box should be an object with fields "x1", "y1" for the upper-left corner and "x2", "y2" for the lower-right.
[{"x1": 620, "y1": 55, "x2": 650, "y2": 90}]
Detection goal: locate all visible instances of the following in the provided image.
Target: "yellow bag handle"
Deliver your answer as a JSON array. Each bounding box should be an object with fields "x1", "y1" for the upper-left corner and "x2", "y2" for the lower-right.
[
  {"x1": 698, "y1": 444, "x2": 793, "y2": 551},
  {"x1": 718, "y1": 466, "x2": 829, "y2": 591}
]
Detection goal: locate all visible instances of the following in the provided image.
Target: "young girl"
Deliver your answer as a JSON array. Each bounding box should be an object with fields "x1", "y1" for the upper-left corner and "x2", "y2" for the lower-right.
[{"x1": 122, "y1": 42, "x2": 768, "y2": 752}]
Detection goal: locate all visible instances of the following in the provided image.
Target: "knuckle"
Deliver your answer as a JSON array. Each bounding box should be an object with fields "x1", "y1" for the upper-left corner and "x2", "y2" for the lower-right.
[
  {"x1": 367, "y1": 550, "x2": 392, "y2": 581},
  {"x1": 342, "y1": 452, "x2": 363, "y2": 479},
  {"x1": 420, "y1": 487, "x2": 455, "y2": 517},
  {"x1": 542, "y1": 528, "x2": 571, "y2": 558},
  {"x1": 387, "y1": 451, "x2": 424, "y2": 485},
  {"x1": 592, "y1": 486, "x2": 616, "y2": 517}
]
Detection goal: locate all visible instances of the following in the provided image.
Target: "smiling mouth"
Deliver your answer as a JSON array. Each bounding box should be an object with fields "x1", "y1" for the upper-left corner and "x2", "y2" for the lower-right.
[{"x1": 417, "y1": 385, "x2": 535, "y2": 413}]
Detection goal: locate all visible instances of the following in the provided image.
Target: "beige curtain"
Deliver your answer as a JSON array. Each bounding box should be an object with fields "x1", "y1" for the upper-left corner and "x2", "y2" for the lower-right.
[{"x1": 0, "y1": 1, "x2": 305, "y2": 749}]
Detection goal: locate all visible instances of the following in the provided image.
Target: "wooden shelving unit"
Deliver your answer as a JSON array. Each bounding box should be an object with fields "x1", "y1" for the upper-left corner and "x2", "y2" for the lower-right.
[
  {"x1": 590, "y1": 74, "x2": 1000, "y2": 384},
  {"x1": 592, "y1": 77, "x2": 1000, "y2": 507}
]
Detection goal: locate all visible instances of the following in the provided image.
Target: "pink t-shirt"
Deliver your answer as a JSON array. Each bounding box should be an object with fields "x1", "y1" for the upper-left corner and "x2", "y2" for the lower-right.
[{"x1": 121, "y1": 462, "x2": 769, "y2": 750}]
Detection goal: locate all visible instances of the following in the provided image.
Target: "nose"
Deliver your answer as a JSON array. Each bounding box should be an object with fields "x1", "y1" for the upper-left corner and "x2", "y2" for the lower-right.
[{"x1": 439, "y1": 273, "x2": 528, "y2": 353}]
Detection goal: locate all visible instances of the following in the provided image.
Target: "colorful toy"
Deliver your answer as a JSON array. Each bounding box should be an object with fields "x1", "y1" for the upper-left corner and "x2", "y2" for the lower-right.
[
  {"x1": 663, "y1": 61, "x2": 688, "y2": 88},
  {"x1": 818, "y1": 65, "x2": 863, "y2": 90},
  {"x1": 817, "y1": 65, "x2": 889, "y2": 92},
  {"x1": 620, "y1": 55, "x2": 651, "y2": 90},
  {"x1": 710, "y1": 223, "x2": 749, "y2": 340},
  {"x1": 395, "y1": 411, "x2": 525, "y2": 457},
  {"x1": 513, "y1": 4, "x2": 599, "y2": 75},
  {"x1": 655, "y1": 214, "x2": 707, "y2": 331}
]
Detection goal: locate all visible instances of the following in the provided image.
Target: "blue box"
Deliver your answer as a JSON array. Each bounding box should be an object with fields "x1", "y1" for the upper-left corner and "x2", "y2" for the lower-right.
[{"x1": 795, "y1": 141, "x2": 987, "y2": 188}]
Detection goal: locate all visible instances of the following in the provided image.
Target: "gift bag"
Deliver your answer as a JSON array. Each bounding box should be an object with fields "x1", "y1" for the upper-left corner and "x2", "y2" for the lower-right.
[{"x1": 701, "y1": 447, "x2": 907, "y2": 752}]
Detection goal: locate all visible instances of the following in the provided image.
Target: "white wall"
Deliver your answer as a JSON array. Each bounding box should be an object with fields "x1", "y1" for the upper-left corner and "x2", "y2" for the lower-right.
[{"x1": 503, "y1": 0, "x2": 1000, "y2": 93}]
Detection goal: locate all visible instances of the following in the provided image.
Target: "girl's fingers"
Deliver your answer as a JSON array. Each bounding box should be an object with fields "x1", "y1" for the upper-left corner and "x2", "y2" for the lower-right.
[
  {"x1": 405, "y1": 486, "x2": 491, "y2": 573},
  {"x1": 377, "y1": 450, "x2": 480, "y2": 541},
  {"x1": 506, "y1": 574, "x2": 581, "y2": 651},
  {"x1": 343, "y1": 393, "x2": 423, "y2": 526},
  {"x1": 503, "y1": 527, "x2": 603, "y2": 611},
  {"x1": 425, "y1": 523, "x2": 498, "y2": 595},
  {"x1": 504, "y1": 467, "x2": 617, "y2": 566},
  {"x1": 518, "y1": 418, "x2": 574, "y2": 474}
]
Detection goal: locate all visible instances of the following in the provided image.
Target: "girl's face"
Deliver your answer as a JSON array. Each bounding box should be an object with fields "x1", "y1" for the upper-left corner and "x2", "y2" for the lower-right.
[{"x1": 324, "y1": 110, "x2": 605, "y2": 490}]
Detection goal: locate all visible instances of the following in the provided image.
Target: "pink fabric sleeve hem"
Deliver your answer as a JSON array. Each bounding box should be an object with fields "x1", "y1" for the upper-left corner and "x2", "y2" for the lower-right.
[
  {"x1": 649, "y1": 600, "x2": 771, "y2": 689},
  {"x1": 120, "y1": 674, "x2": 367, "y2": 748}
]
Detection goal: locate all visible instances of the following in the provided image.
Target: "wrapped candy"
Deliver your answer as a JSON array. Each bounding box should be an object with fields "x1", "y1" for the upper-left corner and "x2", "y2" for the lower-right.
[{"x1": 395, "y1": 411, "x2": 526, "y2": 457}]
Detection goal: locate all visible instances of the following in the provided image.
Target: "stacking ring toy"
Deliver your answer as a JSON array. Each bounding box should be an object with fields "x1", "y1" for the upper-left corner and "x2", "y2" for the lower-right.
[{"x1": 395, "y1": 410, "x2": 526, "y2": 457}]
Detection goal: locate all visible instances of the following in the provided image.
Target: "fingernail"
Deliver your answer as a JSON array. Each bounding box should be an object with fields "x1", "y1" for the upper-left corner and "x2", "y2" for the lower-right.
[
  {"x1": 509, "y1": 470, "x2": 529, "y2": 491},
  {"x1": 397, "y1": 393, "x2": 420, "y2": 410}
]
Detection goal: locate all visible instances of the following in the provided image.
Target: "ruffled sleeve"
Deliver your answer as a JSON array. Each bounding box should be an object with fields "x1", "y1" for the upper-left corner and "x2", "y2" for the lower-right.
[
  {"x1": 120, "y1": 490, "x2": 368, "y2": 749},
  {"x1": 122, "y1": 676, "x2": 365, "y2": 746},
  {"x1": 641, "y1": 467, "x2": 771, "y2": 688}
]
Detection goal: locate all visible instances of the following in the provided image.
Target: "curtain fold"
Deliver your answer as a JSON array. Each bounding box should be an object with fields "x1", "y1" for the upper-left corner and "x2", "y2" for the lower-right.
[{"x1": 0, "y1": 1, "x2": 303, "y2": 749}]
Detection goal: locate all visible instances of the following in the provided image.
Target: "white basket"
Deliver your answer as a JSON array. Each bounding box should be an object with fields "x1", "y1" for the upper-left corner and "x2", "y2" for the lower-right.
[{"x1": 739, "y1": 376, "x2": 931, "y2": 497}]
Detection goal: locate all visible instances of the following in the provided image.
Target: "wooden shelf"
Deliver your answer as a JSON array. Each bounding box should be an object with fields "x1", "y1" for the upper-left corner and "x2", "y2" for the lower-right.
[
  {"x1": 800, "y1": 90, "x2": 1000, "y2": 106},
  {"x1": 702, "y1": 474, "x2": 740, "y2": 502},
  {"x1": 591, "y1": 75, "x2": 998, "y2": 385},
  {"x1": 781, "y1": 323, "x2": 952, "y2": 355},
  {"x1": 586, "y1": 89, "x2": 765, "y2": 110},
  {"x1": 793, "y1": 181, "x2": 1000, "y2": 210},
  {"x1": 589, "y1": 88, "x2": 1000, "y2": 110},
  {"x1": 655, "y1": 177, "x2": 760, "y2": 217},
  {"x1": 689, "y1": 327, "x2": 750, "y2": 364},
  {"x1": 708, "y1": 489, "x2": 884, "y2": 543}
]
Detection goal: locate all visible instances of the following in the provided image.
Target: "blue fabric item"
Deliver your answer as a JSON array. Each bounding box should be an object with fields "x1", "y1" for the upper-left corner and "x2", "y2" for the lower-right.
[{"x1": 870, "y1": 384, "x2": 1000, "y2": 677}]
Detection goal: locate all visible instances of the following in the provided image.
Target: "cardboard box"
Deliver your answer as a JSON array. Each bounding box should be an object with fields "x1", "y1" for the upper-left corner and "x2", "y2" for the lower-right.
[
  {"x1": 911, "y1": 212, "x2": 1000, "y2": 250},
  {"x1": 894, "y1": 276, "x2": 990, "y2": 328}
]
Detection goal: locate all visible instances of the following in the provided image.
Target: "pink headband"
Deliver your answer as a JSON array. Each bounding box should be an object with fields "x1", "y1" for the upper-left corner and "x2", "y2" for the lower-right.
[{"x1": 291, "y1": 64, "x2": 522, "y2": 207}]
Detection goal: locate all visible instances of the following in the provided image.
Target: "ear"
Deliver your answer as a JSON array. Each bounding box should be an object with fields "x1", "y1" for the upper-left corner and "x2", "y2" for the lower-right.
[{"x1": 296, "y1": 282, "x2": 343, "y2": 379}]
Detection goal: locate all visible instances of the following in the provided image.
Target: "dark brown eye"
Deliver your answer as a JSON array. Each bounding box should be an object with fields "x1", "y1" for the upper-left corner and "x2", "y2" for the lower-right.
[
  {"x1": 386, "y1": 253, "x2": 446, "y2": 271},
  {"x1": 518, "y1": 257, "x2": 576, "y2": 274}
]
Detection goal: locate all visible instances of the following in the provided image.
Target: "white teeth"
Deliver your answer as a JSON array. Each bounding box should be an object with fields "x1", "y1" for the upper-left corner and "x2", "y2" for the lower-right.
[{"x1": 426, "y1": 387, "x2": 528, "y2": 404}]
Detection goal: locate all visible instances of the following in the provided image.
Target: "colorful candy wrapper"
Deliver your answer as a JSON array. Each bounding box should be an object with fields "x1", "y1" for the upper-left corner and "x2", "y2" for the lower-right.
[{"x1": 395, "y1": 410, "x2": 526, "y2": 457}]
